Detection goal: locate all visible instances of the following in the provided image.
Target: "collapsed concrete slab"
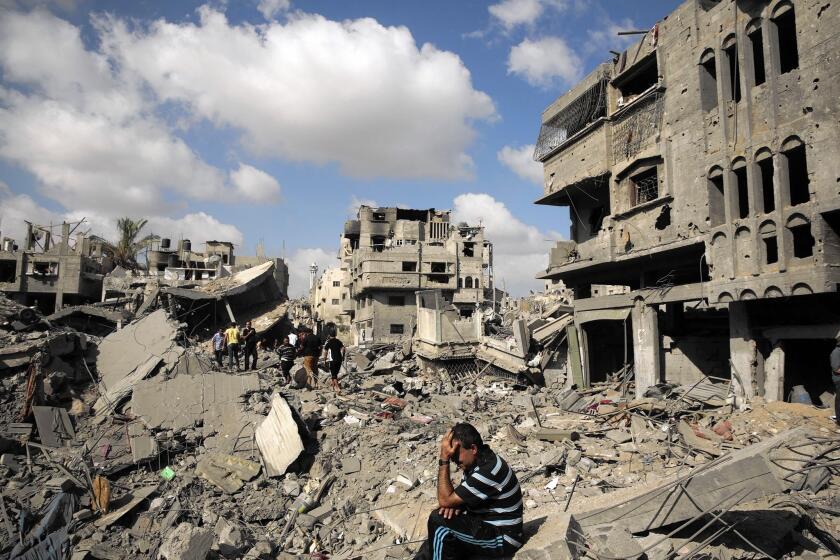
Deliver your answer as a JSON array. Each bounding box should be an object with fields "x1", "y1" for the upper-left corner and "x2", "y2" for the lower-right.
[
  {"x1": 255, "y1": 394, "x2": 305, "y2": 477},
  {"x1": 571, "y1": 427, "x2": 812, "y2": 534},
  {"x1": 131, "y1": 372, "x2": 260, "y2": 431},
  {"x1": 93, "y1": 309, "x2": 181, "y2": 414},
  {"x1": 195, "y1": 453, "x2": 261, "y2": 494}
]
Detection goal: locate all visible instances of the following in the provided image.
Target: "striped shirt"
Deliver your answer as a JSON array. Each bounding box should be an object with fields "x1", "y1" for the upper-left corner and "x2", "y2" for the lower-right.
[
  {"x1": 454, "y1": 447, "x2": 523, "y2": 548},
  {"x1": 277, "y1": 344, "x2": 296, "y2": 362}
]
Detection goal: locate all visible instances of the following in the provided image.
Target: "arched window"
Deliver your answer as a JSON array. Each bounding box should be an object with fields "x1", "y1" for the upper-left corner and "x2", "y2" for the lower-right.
[
  {"x1": 464, "y1": 277, "x2": 473, "y2": 289},
  {"x1": 722, "y1": 35, "x2": 741, "y2": 102},
  {"x1": 731, "y1": 157, "x2": 749, "y2": 219},
  {"x1": 772, "y1": 2, "x2": 799, "y2": 74},
  {"x1": 754, "y1": 148, "x2": 774, "y2": 213},
  {"x1": 746, "y1": 19, "x2": 766, "y2": 86},
  {"x1": 708, "y1": 166, "x2": 725, "y2": 226},
  {"x1": 699, "y1": 49, "x2": 718, "y2": 112},
  {"x1": 781, "y1": 136, "x2": 808, "y2": 206}
]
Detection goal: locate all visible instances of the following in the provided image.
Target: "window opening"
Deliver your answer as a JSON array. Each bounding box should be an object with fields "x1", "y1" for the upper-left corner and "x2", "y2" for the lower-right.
[
  {"x1": 390, "y1": 324, "x2": 405, "y2": 335},
  {"x1": 464, "y1": 277, "x2": 473, "y2": 289},
  {"x1": 785, "y1": 143, "x2": 809, "y2": 206},
  {"x1": 773, "y1": 6, "x2": 799, "y2": 74},
  {"x1": 724, "y1": 41, "x2": 741, "y2": 102},
  {"x1": 699, "y1": 51, "x2": 718, "y2": 112},
  {"x1": 748, "y1": 27, "x2": 766, "y2": 86},
  {"x1": 790, "y1": 222, "x2": 814, "y2": 258},
  {"x1": 331, "y1": 299, "x2": 339, "y2": 305},
  {"x1": 708, "y1": 170, "x2": 725, "y2": 226},
  {"x1": 615, "y1": 54, "x2": 658, "y2": 101},
  {"x1": 427, "y1": 274, "x2": 448, "y2": 284},
  {"x1": 757, "y1": 155, "x2": 775, "y2": 213},
  {"x1": 462, "y1": 242, "x2": 475, "y2": 257},
  {"x1": 430, "y1": 262, "x2": 446, "y2": 273},
  {"x1": 631, "y1": 168, "x2": 659, "y2": 206},
  {"x1": 388, "y1": 296, "x2": 405, "y2": 306},
  {"x1": 733, "y1": 164, "x2": 749, "y2": 219},
  {"x1": 0, "y1": 260, "x2": 15, "y2": 282},
  {"x1": 402, "y1": 261, "x2": 417, "y2": 272},
  {"x1": 459, "y1": 308, "x2": 474, "y2": 318},
  {"x1": 763, "y1": 235, "x2": 778, "y2": 264},
  {"x1": 332, "y1": 280, "x2": 340, "y2": 287},
  {"x1": 371, "y1": 236, "x2": 386, "y2": 252},
  {"x1": 372, "y1": 212, "x2": 386, "y2": 222}
]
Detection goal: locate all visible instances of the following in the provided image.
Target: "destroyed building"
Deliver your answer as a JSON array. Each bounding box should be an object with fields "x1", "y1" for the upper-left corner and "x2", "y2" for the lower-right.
[
  {"x1": 103, "y1": 239, "x2": 289, "y2": 309},
  {"x1": 310, "y1": 265, "x2": 351, "y2": 327},
  {"x1": 0, "y1": 221, "x2": 108, "y2": 314},
  {"x1": 535, "y1": 0, "x2": 840, "y2": 403},
  {"x1": 341, "y1": 205, "x2": 495, "y2": 345}
]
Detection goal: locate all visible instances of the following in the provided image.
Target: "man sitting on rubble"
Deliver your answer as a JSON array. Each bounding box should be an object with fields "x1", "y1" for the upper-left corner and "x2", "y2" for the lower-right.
[{"x1": 415, "y1": 423, "x2": 523, "y2": 560}]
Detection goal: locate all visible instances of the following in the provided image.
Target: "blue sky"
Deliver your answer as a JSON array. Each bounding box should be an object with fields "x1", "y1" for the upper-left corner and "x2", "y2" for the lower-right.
[{"x1": 0, "y1": 0, "x2": 680, "y2": 295}]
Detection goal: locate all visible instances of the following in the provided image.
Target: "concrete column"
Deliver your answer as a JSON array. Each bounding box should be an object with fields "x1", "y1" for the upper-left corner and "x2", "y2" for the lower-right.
[
  {"x1": 763, "y1": 341, "x2": 785, "y2": 402},
  {"x1": 632, "y1": 301, "x2": 661, "y2": 395},
  {"x1": 729, "y1": 302, "x2": 756, "y2": 398}
]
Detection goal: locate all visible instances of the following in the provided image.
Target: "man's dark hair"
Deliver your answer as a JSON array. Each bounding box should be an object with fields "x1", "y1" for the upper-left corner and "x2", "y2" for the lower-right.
[{"x1": 451, "y1": 423, "x2": 484, "y2": 450}]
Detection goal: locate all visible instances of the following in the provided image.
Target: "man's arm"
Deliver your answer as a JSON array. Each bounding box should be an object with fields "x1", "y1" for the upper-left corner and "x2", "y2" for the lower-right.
[{"x1": 437, "y1": 431, "x2": 465, "y2": 509}]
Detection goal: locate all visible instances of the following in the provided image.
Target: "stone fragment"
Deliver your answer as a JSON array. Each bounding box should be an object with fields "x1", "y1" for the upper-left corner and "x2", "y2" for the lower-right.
[
  {"x1": 255, "y1": 394, "x2": 305, "y2": 477},
  {"x1": 158, "y1": 522, "x2": 213, "y2": 560}
]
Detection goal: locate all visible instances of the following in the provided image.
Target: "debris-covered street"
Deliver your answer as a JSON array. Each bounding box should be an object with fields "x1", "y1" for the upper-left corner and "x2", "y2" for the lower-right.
[{"x1": 2, "y1": 283, "x2": 839, "y2": 559}]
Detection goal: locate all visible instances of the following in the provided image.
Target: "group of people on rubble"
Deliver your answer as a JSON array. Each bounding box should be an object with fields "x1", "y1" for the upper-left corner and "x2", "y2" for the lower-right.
[{"x1": 209, "y1": 321, "x2": 346, "y2": 394}]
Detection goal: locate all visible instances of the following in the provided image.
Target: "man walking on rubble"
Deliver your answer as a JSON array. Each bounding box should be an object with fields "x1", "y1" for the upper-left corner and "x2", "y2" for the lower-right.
[
  {"x1": 299, "y1": 330, "x2": 322, "y2": 389},
  {"x1": 224, "y1": 321, "x2": 242, "y2": 371},
  {"x1": 211, "y1": 328, "x2": 225, "y2": 369},
  {"x1": 242, "y1": 320, "x2": 258, "y2": 371},
  {"x1": 322, "y1": 331, "x2": 345, "y2": 394},
  {"x1": 831, "y1": 335, "x2": 840, "y2": 426},
  {"x1": 276, "y1": 335, "x2": 296, "y2": 384},
  {"x1": 414, "y1": 423, "x2": 524, "y2": 560}
]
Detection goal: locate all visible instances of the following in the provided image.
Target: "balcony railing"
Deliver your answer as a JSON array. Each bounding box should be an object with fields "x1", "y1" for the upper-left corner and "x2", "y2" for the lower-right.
[{"x1": 534, "y1": 78, "x2": 608, "y2": 161}]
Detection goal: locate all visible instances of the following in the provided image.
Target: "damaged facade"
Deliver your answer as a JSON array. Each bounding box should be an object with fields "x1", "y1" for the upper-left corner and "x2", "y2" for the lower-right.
[
  {"x1": 310, "y1": 266, "x2": 351, "y2": 327},
  {"x1": 341, "y1": 205, "x2": 495, "y2": 345},
  {"x1": 0, "y1": 222, "x2": 108, "y2": 314},
  {"x1": 535, "y1": 0, "x2": 840, "y2": 403}
]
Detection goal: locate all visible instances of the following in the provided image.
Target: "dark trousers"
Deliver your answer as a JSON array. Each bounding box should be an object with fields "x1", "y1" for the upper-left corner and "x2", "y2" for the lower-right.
[
  {"x1": 833, "y1": 374, "x2": 840, "y2": 424},
  {"x1": 328, "y1": 360, "x2": 342, "y2": 379},
  {"x1": 244, "y1": 344, "x2": 258, "y2": 370},
  {"x1": 214, "y1": 349, "x2": 224, "y2": 368},
  {"x1": 228, "y1": 343, "x2": 240, "y2": 368},
  {"x1": 280, "y1": 360, "x2": 294, "y2": 381},
  {"x1": 414, "y1": 510, "x2": 518, "y2": 560}
]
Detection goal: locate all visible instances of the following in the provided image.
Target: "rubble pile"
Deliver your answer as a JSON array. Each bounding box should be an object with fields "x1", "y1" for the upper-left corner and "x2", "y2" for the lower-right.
[{"x1": 0, "y1": 289, "x2": 839, "y2": 560}]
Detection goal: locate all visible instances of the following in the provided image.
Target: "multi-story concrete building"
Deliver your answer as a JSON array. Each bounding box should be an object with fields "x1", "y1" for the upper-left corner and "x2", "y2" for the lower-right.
[
  {"x1": 0, "y1": 221, "x2": 108, "y2": 313},
  {"x1": 311, "y1": 265, "x2": 351, "y2": 326},
  {"x1": 536, "y1": 0, "x2": 840, "y2": 403},
  {"x1": 341, "y1": 205, "x2": 494, "y2": 344}
]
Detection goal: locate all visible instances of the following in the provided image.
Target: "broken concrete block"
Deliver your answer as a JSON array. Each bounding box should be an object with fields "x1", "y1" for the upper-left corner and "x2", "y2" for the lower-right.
[
  {"x1": 589, "y1": 525, "x2": 643, "y2": 559},
  {"x1": 215, "y1": 518, "x2": 247, "y2": 557},
  {"x1": 605, "y1": 430, "x2": 632, "y2": 444},
  {"x1": 32, "y1": 406, "x2": 75, "y2": 447},
  {"x1": 158, "y1": 522, "x2": 213, "y2": 560},
  {"x1": 255, "y1": 394, "x2": 305, "y2": 477},
  {"x1": 513, "y1": 513, "x2": 583, "y2": 560},
  {"x1": 341, "y1": 457, "x2": 361, "y2": 474},
  {"x1": 196, "y1": 454, "x2": 260, "y2": 494}
]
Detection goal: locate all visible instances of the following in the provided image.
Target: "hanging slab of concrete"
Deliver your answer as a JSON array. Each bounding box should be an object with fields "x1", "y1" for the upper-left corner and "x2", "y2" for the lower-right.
[
  {"x1": 571, "y1": 428, "x2": 808, "y2": 534},
  {"x1": 130, "y1": 372, "x2": 260, "y2": 431},
  {"x1": 202, "y1": 402, "x2": 263, "y2": 459},
  {"x1": 255, "y1": 394, "x2": 305, "y2": 477},
  {"x1": 93, "y1": 309, "x2": 182, "y2": 414}
]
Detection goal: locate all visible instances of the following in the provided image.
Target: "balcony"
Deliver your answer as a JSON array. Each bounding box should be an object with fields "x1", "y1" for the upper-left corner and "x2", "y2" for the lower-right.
[{"x1": 536, "y1": 122, "x2": 610, "y2": 205}]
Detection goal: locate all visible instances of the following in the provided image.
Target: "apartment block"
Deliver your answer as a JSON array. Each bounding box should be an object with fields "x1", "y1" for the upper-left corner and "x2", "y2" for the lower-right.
[
  {"x1": 342, "y1": 206, "x2": 494, "y2": 345},
  {"x1": 536, "y1": 0, "x2": 840, "y2": 403}
]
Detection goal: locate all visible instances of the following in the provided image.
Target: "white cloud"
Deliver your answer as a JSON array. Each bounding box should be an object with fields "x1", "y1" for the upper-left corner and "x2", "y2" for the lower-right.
[
  {"x1": 0, "y1": 182, "x2": 243, "y2": 252},
  {"x1": 285, "y1": 247, "x2": 338, "y2": 298},
  {"x1": 230, "y1": 164, "x2": 281, "y2": 203},
  {"x1": 498, "y1": 144, "x2": 542, "y2": 185},
  {"x1": 257, "y1": 0, "x2": 291, "y2": 20},
  {"x1": 103, "y1": 8, "x2": 496, "y2": 180},
  {"x1": 347, "y1": 195, "x2": 379, "y2": 218},
  {"x1": 586, "y1": 17, "x2": 638, "y2": 55},
  {"x1": 452, "y1": 193, "x2": 560, "y2": 296},
  {"x1": 507, "y1": 36, "x2": 582, "y2": 88},
  {"x1": 488, "y1": 0, "x2": 544, "y2": 30},
  {"x1": 0, "y1": 9, "x2": 281, "y2": 238}
]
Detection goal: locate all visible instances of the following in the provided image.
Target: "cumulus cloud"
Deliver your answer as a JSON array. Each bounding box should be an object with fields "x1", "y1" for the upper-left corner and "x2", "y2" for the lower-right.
[
  {"x1": 347, "y1": 195, "x2": 379, "y2": 219},
  {"x1": 488, "y1": 0, "x2": 544, "y2": 30},
  {"x1": 0, "y1": 8, "x2": 280, "y2": 240},
  {"x1": 103, "y1": 8, "x2": 496, "y2": 179},
  {"x1": 285, "y1": 247, "x2": 338, "y2": 298},
  {"x1": 230, "y1": 164, "x2": 281, "y2": 203},
  {"x1": 586, "y1": 17, "x2": 638, "y2": 55},
  {"x1": 0, "y1": 182, "x2": 243, "y2": 252},
  {"x1": 497, "y1": 144, "x2": 542, "y2": 185},
  {"x1": 452, "y1": 193, "x2": 560, "y2": 296},
  {"x1": 257, "y1": 0, "x2": 291, "y2": 20},
  {"x1": 507, "y1": 36, "x2": 582, "y2": 88}
]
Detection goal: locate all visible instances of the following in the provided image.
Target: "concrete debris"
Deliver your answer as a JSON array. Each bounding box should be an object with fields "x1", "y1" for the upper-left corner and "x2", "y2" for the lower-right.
[
  {"x1": 1, "y1": 241, "x2": 839, "y2": 560},
  {"x1": 255, "y1": 393, "x2": 305, "y2": 477}
]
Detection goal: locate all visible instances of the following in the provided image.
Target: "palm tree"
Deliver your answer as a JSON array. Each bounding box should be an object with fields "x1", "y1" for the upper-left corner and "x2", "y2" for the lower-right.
[{"x1": 92, "y1": 217, "x2": 158, "y2": 271}]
